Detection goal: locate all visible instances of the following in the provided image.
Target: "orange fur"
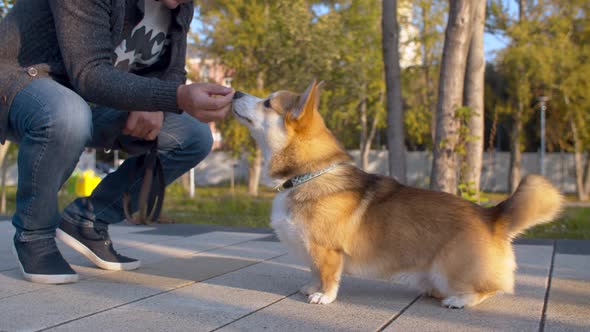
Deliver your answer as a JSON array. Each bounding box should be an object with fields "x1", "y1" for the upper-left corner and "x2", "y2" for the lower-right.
[{"x1": 232, "y1": 80, "x2": 564, "y2": 308}]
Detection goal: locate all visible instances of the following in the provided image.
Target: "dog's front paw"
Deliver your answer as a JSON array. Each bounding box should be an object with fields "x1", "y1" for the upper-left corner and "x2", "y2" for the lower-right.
[
  {"x1": 300, "y1": 283, "x2": 320, "y2": 296},
  {"x1": 308, "y1": 292, "x2": 336, "y2": 305}
]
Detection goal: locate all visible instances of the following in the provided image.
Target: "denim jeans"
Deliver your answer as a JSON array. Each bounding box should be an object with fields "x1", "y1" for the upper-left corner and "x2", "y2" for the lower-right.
[{"x1": 8, "y1": 79, "x2": 213, "y2": 241}]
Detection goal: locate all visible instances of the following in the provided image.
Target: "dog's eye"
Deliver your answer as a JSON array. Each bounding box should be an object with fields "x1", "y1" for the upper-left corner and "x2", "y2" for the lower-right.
[{"x1": 263, "y1": 99, "x2": 271, "y2": 108}]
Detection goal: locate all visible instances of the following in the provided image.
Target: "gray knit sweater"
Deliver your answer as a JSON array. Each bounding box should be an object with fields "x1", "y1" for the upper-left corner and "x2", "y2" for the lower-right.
[{"x1": 0, "y1": 0, "x2": 194, "y2": 142}]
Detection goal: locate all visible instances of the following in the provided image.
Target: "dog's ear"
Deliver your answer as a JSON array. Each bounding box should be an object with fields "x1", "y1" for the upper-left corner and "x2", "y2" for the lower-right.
[{"x1": 288, "y1": 79, "x2": 321, "y2": 129}]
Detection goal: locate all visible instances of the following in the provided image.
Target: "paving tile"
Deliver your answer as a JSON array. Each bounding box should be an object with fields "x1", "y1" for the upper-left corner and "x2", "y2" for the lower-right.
[
  {"x1": 0, "y1": 246, "x2": 16, "y2": 271},
  {"x1": 544, "y1": 254, "x2": 590, "y2": 332},
  {"x1": 49, "y1": 282, "x2": 281, "y2": 332},
  {"x1": 218, "y1": 255, "x2": 420, "y2": 332},
  {"x1": 48, "y1": 241, "x2": 288, "y2": 332},
  {"x1": 137, "y1": 251, "x2": 265, "y2": 283},
  {"x1": 118, "y1": 231, "x2": 272, "y2": 267},
  {"x1": 0, "y1": 271, "x2": 190, "y2": 331},
  {"x1": 0, "y1": 268, "x2": 50, "y2": 299},
  {"x1": 384, "y1": 245, "x2": 553, "y2": 332}
]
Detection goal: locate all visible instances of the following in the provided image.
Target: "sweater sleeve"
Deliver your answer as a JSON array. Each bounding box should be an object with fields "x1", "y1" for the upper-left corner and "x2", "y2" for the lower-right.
[{"x1": 48, "y1": 0, "x2": 182, "y2": 112}]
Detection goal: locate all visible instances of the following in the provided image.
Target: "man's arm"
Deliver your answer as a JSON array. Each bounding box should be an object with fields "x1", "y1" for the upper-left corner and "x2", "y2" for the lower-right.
[{"x1": 48, "y1": 0, "x2": 181, "y2": 112}]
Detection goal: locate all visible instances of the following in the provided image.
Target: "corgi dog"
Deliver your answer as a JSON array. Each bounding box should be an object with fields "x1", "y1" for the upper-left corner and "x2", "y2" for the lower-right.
[{"x1": 231, "y1": 80, "x2": 563, "y2": 308}]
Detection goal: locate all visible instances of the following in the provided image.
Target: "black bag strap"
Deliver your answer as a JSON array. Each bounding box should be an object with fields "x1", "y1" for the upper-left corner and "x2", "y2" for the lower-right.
[{"x1": 123, "y1": 139, "x2": 165, "y2": 224}]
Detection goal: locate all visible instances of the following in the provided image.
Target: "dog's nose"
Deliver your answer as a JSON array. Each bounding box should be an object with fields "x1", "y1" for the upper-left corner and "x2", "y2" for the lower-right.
[{"x1": 233, "y1": 91, "x2": 245, "y2": 99}]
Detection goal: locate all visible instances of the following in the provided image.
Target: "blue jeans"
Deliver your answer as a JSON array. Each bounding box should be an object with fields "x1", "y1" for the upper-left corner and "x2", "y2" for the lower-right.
[{"x1": 8, "y1": 79, "x2": 213, "y2": 241}]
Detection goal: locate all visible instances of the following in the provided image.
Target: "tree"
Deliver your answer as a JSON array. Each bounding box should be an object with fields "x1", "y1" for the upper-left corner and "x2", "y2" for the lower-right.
[
  {"x1": 489, "y1": 0, "x2": 589, "y2": 200},
  {"x1": 323, "y1": 1, "x2": 386, "y2": 172},
  {"x1": 508, "y1": 0, "x2": 528, "y2": 193},
  {"x1": 0, "y1": 142, "x2": 13, "y2": 213},
  {"x1": 430, "y1": 0, "x2": 474, "y2": 193},
  {"x1": 382, "y1": 0, "x2": 406, "y2": 182},
  {"x1": 545, "y1": 0, "x2": 590, "y2": 200},
  {"x1": 401, "y1": 0, "x2": 446, "y2": 152},
  {"x1": 199, "y1": 0, "x2": 332, "y2": 195},
  {"x1": 460, "y1": 0, "x2": 486, "y2": 200}
]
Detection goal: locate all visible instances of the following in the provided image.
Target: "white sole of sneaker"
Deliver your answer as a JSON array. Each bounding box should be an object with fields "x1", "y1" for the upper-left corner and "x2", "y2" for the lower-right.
[
  {"x1": 11, "y1": 241, "x2": 79, "y2": 284},
  {"x1": 56, "y1": 229, "x2": 141, "y2": 271}
]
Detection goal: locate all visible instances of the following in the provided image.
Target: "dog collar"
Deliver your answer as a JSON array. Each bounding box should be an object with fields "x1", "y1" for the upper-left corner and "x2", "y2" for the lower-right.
[{"x1": 274, "y1": 162, "x2": 344, "y2": 192}]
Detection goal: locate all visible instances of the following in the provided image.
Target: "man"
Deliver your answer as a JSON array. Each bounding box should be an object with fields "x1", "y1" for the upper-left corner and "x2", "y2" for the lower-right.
[{"x1": 1, "y1": 0, "x2": 234, "y2": 284}]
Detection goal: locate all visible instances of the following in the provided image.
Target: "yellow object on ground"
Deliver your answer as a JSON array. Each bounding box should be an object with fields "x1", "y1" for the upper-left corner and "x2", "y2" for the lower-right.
[{"x1": 75, "y1": 170, "x2": 102, "y2": 196}]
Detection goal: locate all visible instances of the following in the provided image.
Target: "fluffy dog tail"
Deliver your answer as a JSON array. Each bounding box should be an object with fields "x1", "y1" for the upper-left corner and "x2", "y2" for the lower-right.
[{"x1": 492, "y1": 175, "x2": 564, "y2": 238}]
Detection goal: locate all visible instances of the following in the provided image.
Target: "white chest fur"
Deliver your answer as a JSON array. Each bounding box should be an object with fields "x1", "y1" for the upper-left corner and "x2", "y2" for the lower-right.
[{"x1": 270, "y1": 191, "x2": 311, "y2": 262}]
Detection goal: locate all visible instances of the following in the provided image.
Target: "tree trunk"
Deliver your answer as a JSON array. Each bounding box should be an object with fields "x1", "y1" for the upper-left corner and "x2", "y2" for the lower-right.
[
  {"x1": 382, "y1": 0, "x2": 406, "y2": 183},
  {"x1": 462, "y1": 0, "x2": 486, "y2": 199},
  {"x1": 247, "y1": 71, "x2": 265, "y2": 196},
  {"x1": 180, "y1": 173, "x2": 191, "y2": 192},
  {"x1": 509, "y1": 0, "x2": 527, "y2": 193},
  {"x1": 509, "y1": 107, "x2": 522, "y2": 193},
  {"x1": 584, "y1": 154, "x2": 590, "y2": 196},
  {"x1": 567, "y1": 96, "x2": 587, "y2": 201},
  {"x1": 248, "y1": 147, "x2": 262, "y2": 196},
  {"x1": 0, "y1": 142, "x2": 10, "y2": 214},
  {"x1": 1, "y1": 157, "x2": 7, "y2": 213},
  {"x1": 419, "y1": 4, "x2": 436, "y2": 144},
  {"x1": 361, "y1": 101, "x2": 380, "y2": 172},
  {"x1": 571, "y1": 119, "x2": 587, "y2": 201},
  {"x1": 359, "y1": 97, "x2": 368, "y2": 171},
  {"x1": 430, "y1": 0, "x2": 474, "y2": 193}
]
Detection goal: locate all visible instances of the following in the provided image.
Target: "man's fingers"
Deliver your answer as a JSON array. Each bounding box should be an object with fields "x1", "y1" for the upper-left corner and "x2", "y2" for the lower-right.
[
  {"x1": 192, "y1": 104, "x2": 232, "y2": 123},
  {"x1": 146, "y1": 129, "x2": 159, "y2": 141},
  {"x1": 200, "y1": 91, "x2": 235, "y2": 110},
  {"x1": 123, "y1": 113, "x2": 136, "y2": 133},
  {"x1": 204, "y1": 83, "x2": 234, "y2": 96}
]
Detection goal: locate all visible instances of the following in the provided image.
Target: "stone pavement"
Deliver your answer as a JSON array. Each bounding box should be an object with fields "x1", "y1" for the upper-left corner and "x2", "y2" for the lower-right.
[{"x1": 0, "y1": 220, "x2": 588, "y2": 332}]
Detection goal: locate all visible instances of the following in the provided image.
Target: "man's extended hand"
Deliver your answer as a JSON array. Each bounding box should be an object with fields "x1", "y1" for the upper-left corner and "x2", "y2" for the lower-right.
[
  {"x1": 123, "y1": 111, "x2": 164, "y2": 141},
  {"x1": 176, "y1": 83, "x2": 235, "y2": 122}
]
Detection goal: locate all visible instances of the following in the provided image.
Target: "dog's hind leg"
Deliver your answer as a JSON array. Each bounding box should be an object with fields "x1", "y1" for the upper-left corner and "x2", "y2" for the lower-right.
[{"x1": 307, "y1": 244, "x2": 343, "y2": 305}]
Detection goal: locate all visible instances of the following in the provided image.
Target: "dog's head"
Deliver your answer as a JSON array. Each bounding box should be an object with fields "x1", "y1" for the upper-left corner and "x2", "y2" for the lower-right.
[
  {"x1": 232, "y1": 80, "x2": 324, "y2": 159},
  {"x1": 232, "y1": 80, "x2": 351, "y2": 179}
]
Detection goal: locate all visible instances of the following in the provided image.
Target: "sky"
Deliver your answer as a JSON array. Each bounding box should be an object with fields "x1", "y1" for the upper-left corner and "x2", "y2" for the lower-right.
[{"x1": 484, "y1": 32, "x2": 510, "y2": 61}]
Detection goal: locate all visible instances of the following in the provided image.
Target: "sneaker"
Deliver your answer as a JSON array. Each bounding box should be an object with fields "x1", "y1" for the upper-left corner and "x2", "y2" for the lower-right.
[
  {"x1": 56, "y1": 220, "x2": 140, "y2": 271},
  {"x1": 12, "y1": 235, "x2": 79, "y2": 284}
]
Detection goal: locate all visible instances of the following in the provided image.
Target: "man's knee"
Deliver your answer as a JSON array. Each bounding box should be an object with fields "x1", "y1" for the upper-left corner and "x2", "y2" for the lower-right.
[
  {"x1": 22, "y1": 80, "x2": 93, "y2": 145},
  {"x1": 181, "y1": 120, "x2": 213, "y2": 163},
  {"x1": 160, "y1": 115, "x2": 213, "y2": 165}
]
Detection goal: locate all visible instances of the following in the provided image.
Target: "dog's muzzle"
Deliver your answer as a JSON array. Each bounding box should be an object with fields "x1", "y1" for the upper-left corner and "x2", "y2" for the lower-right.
[{"x1": 233, "y1": 91, "x2": 245, "y2": 99}]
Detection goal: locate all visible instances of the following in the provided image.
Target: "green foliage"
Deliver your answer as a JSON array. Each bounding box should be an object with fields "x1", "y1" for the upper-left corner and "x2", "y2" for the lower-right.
[
  {"x1": 490, "y1": 0, "x2": 590, "y2": 153},
  {"x1": 458, "y1": 181, "x2": 488, "y2": 204},
  {"x1": 197, "y1": 0, "x2": 390, "y2": 151},
  {"x1": 454, "y1": 106, "x2": 480, "y2": 156},
  {"x1": 524, "y1": 207, "x2": 590, "y2": 240},
  {"x1": 400, "y1": 0, "x2": 447, "y2": 150},
  {"x1": 455, "y1": 106, "x2": 485, "y2": 201}
]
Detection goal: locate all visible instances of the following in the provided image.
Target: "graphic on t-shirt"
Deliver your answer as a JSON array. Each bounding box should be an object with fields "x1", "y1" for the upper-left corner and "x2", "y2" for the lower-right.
[{"x1": 114, "y1": 0, "x2": 171, "y2": 71}]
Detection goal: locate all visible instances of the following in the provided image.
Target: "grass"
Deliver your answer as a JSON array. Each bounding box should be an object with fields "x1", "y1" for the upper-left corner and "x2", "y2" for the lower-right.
[
  {"x1": 1, "y1": 182, "x2": 588, "y2": 239},
  {"x1": 524, "y1": 207, "x2": 590, "y2": 240},
  {"x1": 157, "y1": 183, "x2": 273, "y2": 228}
]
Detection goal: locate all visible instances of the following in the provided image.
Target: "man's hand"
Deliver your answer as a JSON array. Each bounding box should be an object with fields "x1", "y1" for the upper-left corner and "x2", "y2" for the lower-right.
[
  {"x1": 176, "y1": 83, "x2": 235, "y2": 122},
  {"x1": 123, "y1": 111, "x2": 164, "y2": 141}
]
